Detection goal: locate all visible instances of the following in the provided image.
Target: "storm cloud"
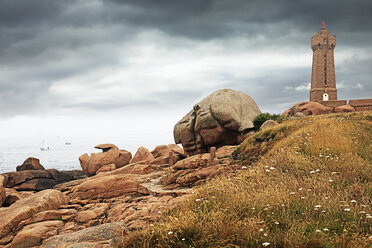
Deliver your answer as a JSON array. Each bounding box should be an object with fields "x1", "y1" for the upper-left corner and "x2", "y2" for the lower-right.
[{"x1": 0, "y1": 0, "x2": 371, "y2": 142}]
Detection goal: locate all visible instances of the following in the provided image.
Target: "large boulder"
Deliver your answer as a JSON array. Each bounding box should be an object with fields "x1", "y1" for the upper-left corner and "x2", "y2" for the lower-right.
[
  {"x1": 259, "y1": 120, "x2": 279, "y2": 130},
  {"x1": 282, "y1": 101, "x2": 333, "y2": 116},
  {"x1": 174, "y1": 89, "x2": 261, "y2": 155},
  {"x1": 0, "y1": 189, "x2": 68, "y2": 239},
  {"x1": 41, "y1": 222, "x2": 129, "y2": 248},
  {"x1": 79, "y1": 146, "x2": 132, "y2": 176},
  {"x1": 16, "y1": 157, "x2": 45, "y2": 171},
  {"x1": 1, "y1": 169, "x2": 73, "y2": 191},
  {"x1": 334, "y1": 104, "x2": 355, "y2": 113},
  {"x1": 130, "y1": 146, "x2": 155, "y2": 164},
  {"x1": 150, "y1": 144, "x2": 185, "y2": 165}
]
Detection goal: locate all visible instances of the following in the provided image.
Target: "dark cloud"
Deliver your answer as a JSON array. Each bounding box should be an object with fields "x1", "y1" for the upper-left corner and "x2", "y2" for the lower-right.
[{"x1": 0, "y1": 0, "x2": 371, "y2": 119}]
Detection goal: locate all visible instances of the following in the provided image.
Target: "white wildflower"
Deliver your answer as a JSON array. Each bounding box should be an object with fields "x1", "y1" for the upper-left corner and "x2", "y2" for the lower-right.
[
  {"x1": 359, "y1": 211, "x2": 366, "y2": 214},
  {"x1": 344, "y1": 208, "x2": 351, "y2": 212},
  {"x1": 310, "y1": 171, "x2": 316, "y2": 174},
  {"x1": 315, "y1": 205, "x2": 322, "y2": 208},
  {"x1": 269, "y1": 167, "x2": 275, "y2": 170},
  {"x1": 262, "y1": 242, "x2": 270, "y2": 247},
  {"x1": 350, "y1": 200, "x2": 357, "y2": 203},
  {"x1": 259, "y1": 228, "x2": 264, "y2": 232},
  {"x1": 168, "y1": 231, "x2": 173, "y2": 235},
  {"x1": 301, "y1": 197, "x2": 305, "y2": 199},
  {"x1": 181, "y1": 238, "x2": 186, "y2": 241},
  {"x1": 329, "y1": 179, "x2": 334, "y2": 182},
  {"x1": 195, "y1": 198, "x2": 201, "y2": 202},
  {"x1": 315, "y1": 169, "x2": 320, "y2": 172},
  {"x1": 275, "y1": 222, "x2": 279, "y2": 225},
  {"x1": 241, "y1": 166, "x2": 247, "y2": 169},
  {"x1": 299, "y1": 188, "x2": 303, "y2": 191},
  {"x1": 315, "y1": 229, "x2": 322, "y2": 233},
  {"x1": 290, "y1": 192, "x2": 295, "y2": 195},
  {"x1": 323, "y1": 228, "x2": 329, "y2": 232}
]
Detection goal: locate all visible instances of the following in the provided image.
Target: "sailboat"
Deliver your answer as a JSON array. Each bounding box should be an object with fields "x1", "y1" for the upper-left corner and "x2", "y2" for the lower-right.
[{"x1": 40, "y1": 141, "x2": 50, "y2": 151}]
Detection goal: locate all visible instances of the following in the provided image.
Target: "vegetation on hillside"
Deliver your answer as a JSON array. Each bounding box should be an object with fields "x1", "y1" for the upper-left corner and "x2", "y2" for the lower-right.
[
  {"x1": 121, "y1": 112, "x2": 372, "y2": 248},
  {"x1": 253, "y1": 113, "x2": 282, "y2": 130}
]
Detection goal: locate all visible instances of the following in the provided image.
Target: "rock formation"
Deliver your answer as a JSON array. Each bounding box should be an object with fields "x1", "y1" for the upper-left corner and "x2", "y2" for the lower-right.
[
  {"x1": 0, "y1": 144, "x2": 239, "y2": 247},
  {"x1": 0, "y1": 176, "x2": 5, "y2": 207},
  {"x1": 79, "y1": 144, "x2": 132, "y2": 176},
  {"x1": 259, "y1": 120, "x2": 279, "y2": 130},
  {"x1": 334, "y1": 104, "x2": 355, "y2": 113},
  {"x1": 174, "y1": 89, "x2": 261, "y2": 155},
  {"x1": 130, "y1": 146, "x2": 155, "y2": 164},
  {"x1": 16, "y1": 157, "x2": 45, "y2": 171},
  {"x1": 282, "y1": 101, "x2": 356, "y2": 116},
  {"x1": 1, "y1": 169, "x2": 75, "y2": 191}
]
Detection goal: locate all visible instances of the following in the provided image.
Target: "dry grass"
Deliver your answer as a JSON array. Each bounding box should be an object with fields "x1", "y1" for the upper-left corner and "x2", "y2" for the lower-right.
[{"x1": 121, "y1": 112, "x2": 372, "y2": 248}]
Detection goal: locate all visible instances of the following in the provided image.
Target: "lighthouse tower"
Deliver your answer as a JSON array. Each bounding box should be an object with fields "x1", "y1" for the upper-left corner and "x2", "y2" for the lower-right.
[{"x1": 310, "y1": 21, "x2": 337, "y2": 102}]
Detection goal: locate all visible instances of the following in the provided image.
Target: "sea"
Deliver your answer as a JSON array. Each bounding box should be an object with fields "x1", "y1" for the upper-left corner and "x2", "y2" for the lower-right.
[{"x1": 0, "y1": 134, "x2": 173, "y2": 174}]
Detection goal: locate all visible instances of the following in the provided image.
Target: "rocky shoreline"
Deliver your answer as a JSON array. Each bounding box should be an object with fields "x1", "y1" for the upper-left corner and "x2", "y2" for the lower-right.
[{"x1": 0, "y1": 143, "x2": 239, "y2": 248}]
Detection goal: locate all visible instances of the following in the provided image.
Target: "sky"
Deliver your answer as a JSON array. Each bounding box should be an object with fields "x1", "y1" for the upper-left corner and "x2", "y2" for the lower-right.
[{"x1": 0, "y1": 0, "x2": 371, "y2": 150}]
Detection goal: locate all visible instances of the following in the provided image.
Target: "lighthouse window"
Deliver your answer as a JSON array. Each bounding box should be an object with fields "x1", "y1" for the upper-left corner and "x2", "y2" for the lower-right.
[{"x1": 324, "y1": 79, "x2": 327, "y2": 86}]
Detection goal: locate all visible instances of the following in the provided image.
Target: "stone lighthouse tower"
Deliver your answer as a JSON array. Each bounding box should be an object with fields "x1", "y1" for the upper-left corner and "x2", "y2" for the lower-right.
[{"x1": 310, "y1": 21, "x2": 337, "y2": 102}]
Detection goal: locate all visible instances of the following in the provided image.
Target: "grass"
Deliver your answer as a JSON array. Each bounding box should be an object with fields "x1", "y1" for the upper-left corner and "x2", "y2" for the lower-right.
[{"x1": 120, "y1": 112, "x2": 372, "y2": 248}]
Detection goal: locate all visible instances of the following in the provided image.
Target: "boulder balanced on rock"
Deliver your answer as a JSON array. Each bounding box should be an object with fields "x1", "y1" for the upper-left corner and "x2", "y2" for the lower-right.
[
  {"x1": 79, "y1": 144, "x2": 132, "y2": 176},
  {"x1": 174, "y1": 89, "x2": 261, "y2": 155}
]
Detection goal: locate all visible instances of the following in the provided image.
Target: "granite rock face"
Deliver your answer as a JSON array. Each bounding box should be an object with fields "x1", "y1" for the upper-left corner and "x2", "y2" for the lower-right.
[
  {"x1": 0, "y1": 189, "x2": 68, "y2": 239},
  {"x1": 282, "y1": 101, "x2": 333, "y2": 116},
  {"x1": 16, "y1": 157, "x2": 45, "y2": 171},
  {"x1": 1, "y1": 169, "x2": 74, "y2": 191},
  {"x1": 41, "y1": 222, "x2": 129, "y2": 248},
  {"x1": 0, "y1": 176, "x2": 5, "y2": 207},
  {"x1": 334, "y1": 104, "x2": 355, "y2": 113},
  {"x1": 174, "y1": 89, "x2": 260, "y2": 155},
  {"x1": 79, "y1": 145, "x2": 132, "y2": 176}
]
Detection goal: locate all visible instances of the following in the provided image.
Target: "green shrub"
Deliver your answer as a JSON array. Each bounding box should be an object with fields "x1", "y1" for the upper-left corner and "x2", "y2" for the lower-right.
[{"x1": 253, "y1": 112, "x2": 281, "y2": 130}]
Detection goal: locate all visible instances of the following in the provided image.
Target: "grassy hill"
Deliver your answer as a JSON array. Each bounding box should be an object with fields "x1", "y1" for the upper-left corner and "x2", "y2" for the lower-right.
[{"x1": 121, "y1": 112, "x2": 372, "y2": 248}]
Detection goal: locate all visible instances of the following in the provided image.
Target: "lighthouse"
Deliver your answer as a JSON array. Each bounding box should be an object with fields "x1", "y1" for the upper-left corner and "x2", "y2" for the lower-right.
[{"x1": 310, "y1": 21, "x2": 337, "y2": 102}]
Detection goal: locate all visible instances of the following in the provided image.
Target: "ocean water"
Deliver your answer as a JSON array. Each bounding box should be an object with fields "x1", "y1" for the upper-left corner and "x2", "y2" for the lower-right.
[
  {"x1": 0, "y1": 143, "x2": 97, "y2": 174},
  {"x1": 0, "y1": 133, "x2": 174, "y2": 174}
]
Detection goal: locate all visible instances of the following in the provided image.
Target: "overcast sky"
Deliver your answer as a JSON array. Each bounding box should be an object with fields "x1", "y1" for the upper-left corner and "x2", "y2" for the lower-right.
[{"x1": 0, "y1": 0, "x2": 371, "y2": 149}]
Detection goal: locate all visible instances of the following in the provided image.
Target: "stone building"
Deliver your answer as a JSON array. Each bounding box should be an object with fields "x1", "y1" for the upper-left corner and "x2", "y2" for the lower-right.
[
  {"x1": 309, "y1": 22, "x2": 372, "y2": 111},
  {"x1": 310, "y1": 21, "x2": 337, "y2": 102}
]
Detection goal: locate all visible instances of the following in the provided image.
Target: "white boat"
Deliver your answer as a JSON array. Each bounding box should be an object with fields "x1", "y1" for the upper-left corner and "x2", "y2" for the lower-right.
[{"x1": 40, "y1": 141, "x2": 50, "y2": 151}]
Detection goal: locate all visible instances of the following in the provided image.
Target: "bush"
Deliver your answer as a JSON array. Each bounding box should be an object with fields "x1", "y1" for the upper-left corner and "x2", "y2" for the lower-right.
[{"x1": 253, "y1": 112, "x2": 281, "y2": 130}]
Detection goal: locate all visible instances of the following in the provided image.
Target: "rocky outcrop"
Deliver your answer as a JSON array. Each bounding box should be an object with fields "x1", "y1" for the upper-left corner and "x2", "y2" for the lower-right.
[
  {"x1": 1, "y1": 169, "x2": 74, "y2": 191},
  {"x1": 10, "y1": 220, "x2": 64, "y2": 248},
  {"x1": 3, "y1": 188, "x2": 34, "y2": 207},
  {"x1": 259, "y1": 120, "x2": 279, "y2": 130},
  {"x1": 71, "y1": 174, "x2": 140, "y2": 200},
  {"x1": 79, "y1": 145, "x2": 132, "y2": 176},
  {"x1": 283, "y1": 101, "x2": 335, "y2": 116},
  {"x1": 174, "y1": 89, "x2": 260, "y2": 156},
  {"x1": 0, "y1": 189, "x2": 68, "y2": 240},
  {"x1": 130, "y1": 146, "x2": 155, "y2": 164},
  {"x1": 95, "y1": 143, "x2": 119, "y2": 152},
  {"x1": 41, "y1": 222, "x2": 129, "y2": 248},
  {"x1": 0, "y1": 176, "x2": 5, "y2": 207},
  {"x1": 150, "y1": 144, "x2": 185, "y2": 165},
  {"x1": 16, "y1": 157, "x2": 45, "y2": 171},
  {"x1": 0, "y1": 145, "x2": 239, "y2": 247},
  {"x1": 334, "y1": 104, "x2": 355, "y2": 113}
]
